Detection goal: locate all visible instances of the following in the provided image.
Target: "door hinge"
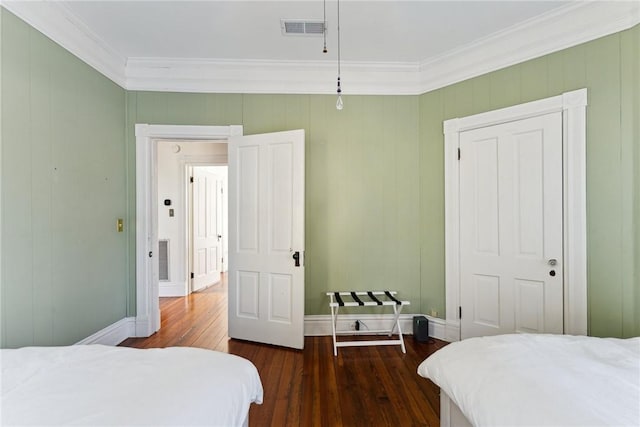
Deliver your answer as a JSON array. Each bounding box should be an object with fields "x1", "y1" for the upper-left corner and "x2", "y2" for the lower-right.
[
  {"x1": 459, "y1": 306, "x2": 462, "y2": 319},
  {"x1": 190, "y1": 176, "x2": 194, "y2": 183},
  {"x1": 457, "y1": 148, "x2": 461, "y2": 160},
  {"x1": 190, "y1": 272, "x2": 194, "y2": 279}
]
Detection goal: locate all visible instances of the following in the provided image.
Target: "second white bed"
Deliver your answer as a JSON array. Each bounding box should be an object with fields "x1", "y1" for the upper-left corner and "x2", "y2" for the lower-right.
[{"x1": 418, "y1": 334, "x2": 640, "y2": 427}]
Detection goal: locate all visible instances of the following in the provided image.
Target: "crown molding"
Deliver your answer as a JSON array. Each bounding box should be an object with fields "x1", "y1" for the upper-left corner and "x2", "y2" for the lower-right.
[
  {"x1": 1, "y1": 0, "x2": 127, "y2": 87},
  {"x1": 2, "y1": 1, "x2": 638, "y2": 95},
  {"x1": 125, "y1": 57, "x2": 420, "y2": 95},
  {"x1": 417, "y1": 0, "x2": 640, "y2": 93}
]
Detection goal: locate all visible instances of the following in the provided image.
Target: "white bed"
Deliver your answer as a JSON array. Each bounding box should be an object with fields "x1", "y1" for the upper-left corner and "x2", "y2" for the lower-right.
[
  {"x1": 1, "y1": 344, "x2": 263, "y2": 426},
  {"x1": 418, "y1": 334, "x2": 640, "y2": 427}
]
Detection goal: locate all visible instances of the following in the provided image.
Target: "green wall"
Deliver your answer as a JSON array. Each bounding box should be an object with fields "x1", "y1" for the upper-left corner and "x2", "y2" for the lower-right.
[
  {"x1": 1, "y1": 6, "x2": 638, "y2": 347},
  {"x1": 1, "y1": 9, "x2": 128, "y2": 347},
  {"x1": 127, "y1": 26, "x2": 640, "y2": 337},
  {"x1": 125, "y1": 93, "x2": 422, "y2": 316}
]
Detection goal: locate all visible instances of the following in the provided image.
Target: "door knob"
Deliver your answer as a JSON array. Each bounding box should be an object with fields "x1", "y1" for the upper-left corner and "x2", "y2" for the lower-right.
[
  {"x1": 292, "y1": 251, "x2": 300, "y2": 267},
  {"x1": 548, "y1": 258, "x2": 557, "y2": 266}
]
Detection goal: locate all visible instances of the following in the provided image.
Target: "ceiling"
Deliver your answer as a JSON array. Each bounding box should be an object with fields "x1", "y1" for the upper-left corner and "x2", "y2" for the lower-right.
[
  {"x1": 4, "y1": 1, "x2": 639, "y2": 94},
  {"x1": 61, "y1": 0, "x2": 568, "y2": 63}
]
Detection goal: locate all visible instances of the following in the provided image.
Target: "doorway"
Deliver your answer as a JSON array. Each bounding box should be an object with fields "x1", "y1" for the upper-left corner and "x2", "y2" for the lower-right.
[
  {"x1": 135, "y1": 125, "x2": 241, "y2": 337},
  {"x1": 156, "y1": 139, "x2": 228, "y2": 298},
  {"x1": 443, "y1": 89, "x2": 588, "y2": 341},
  {"x1": 458, "y1": 112, "x2": 564, "y2": 338},
  {"x1": 135, "y1": 125, "x2": 307, "y2": 351}
]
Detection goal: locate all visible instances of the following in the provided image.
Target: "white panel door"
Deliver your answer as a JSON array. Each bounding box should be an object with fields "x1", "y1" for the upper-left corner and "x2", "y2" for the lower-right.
[
  {"x1": 191, "y1": 168, "x2": 222, "y2": 292},
  {"x1": 460, "y1": 113, "x2": 563, "y2": 339},
  {"x1": 215, "y1": 177, "x2": 224, "y2": 272},
  {"x1": 228, "y1": 129, "x2": 305, "y2": 349}
]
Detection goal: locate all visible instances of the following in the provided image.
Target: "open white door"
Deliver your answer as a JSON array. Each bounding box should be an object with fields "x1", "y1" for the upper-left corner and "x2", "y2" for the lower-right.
[
  {"x1": 228, "y1": 129, "x2": 305, "y2": 349},
  {"x1": 191, "y1": 168, "x2": 223, "y2": 292}
]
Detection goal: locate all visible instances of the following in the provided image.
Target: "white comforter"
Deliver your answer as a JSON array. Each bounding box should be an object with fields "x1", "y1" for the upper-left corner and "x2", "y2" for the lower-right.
[
  {"x1": 418, "y1": 334, "x2": 640, "y2": 426},
  {"x1": 1, "y1": 345, "x2": 263, "y2": 426}
]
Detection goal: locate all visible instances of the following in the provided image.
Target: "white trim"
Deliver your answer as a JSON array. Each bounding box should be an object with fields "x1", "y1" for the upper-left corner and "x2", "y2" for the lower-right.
[
  {"x1": 1, "y1": 0, "x2": 126, "y2": 87},
  {"x1": 2, "y1": 1, "x2": 637, "y2": 94},
  {"x1": 304, "y1": 314, "x2": 447, "y2": 342},
  {"x1": 75, "y1": 317, "x2": 136, "y2": 346},
  {"x1": 159, "y1": 282, "x2": 188, "y2": 297},
  {"x1": 135, "y1": 124, "x2": 243, "y2": 140},
  {"x1": 561, "y1": 91, "x2": 589, "y2": 336},
  {"x1": 444, "y1": 88, "x2": 588, "y2": 341},
  {"x1": 0, "y1": 5, "x2": 4, "y2": 348},
  {"x1": 135, "y1": 125, "x2": 242, "y2": 337},
  {"x1": 126, "y1": 58, "x2": 420, "y2": 95},
  {"x1": 418, "y1": 1, "x2": 640, "y2": 94},
  {"x1": 443, "y1": 118, "x2": 462, "y2": 343}
]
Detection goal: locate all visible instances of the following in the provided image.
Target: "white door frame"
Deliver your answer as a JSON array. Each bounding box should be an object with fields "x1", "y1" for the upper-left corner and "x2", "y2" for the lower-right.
[
  {"x1": 134, "y1": 124, "x2": 243, "y2": 337},
  {"x1": 443, "y1": 88, "x2": 588, "y2": 342}
]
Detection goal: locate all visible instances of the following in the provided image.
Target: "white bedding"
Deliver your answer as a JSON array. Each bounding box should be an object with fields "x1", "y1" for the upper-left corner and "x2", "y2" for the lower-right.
[
  {"x1": 418, "y1": 334, "x2": 640, "y2": 427},
  {"x1": 1, "y1": 345, "x2": 263, "y2": 426}
]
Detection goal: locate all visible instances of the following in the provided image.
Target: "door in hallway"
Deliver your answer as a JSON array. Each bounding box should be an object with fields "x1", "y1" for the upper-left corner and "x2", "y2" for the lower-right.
[{"x1": 191, "y1": 167, "x2": 223, "y2": 291}]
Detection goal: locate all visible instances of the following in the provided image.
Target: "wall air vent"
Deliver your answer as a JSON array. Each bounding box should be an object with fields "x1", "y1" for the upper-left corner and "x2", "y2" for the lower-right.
[
  {"x1": 281, "y1": 19, "x2": 325, "y2": 36},
  {"x1": 159, "y1": 239, "x2": 169, "y2": 281}
]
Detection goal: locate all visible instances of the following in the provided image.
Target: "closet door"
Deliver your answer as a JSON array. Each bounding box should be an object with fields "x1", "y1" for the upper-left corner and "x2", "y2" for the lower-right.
[{"x1": 459, "y1": 113, "x2": 563, "y2": 339}]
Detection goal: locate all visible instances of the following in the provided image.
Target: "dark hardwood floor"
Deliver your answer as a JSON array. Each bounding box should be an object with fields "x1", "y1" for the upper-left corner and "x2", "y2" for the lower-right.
[{"x1": 120, "y1": 275, "x2": 447, "y2": 426}]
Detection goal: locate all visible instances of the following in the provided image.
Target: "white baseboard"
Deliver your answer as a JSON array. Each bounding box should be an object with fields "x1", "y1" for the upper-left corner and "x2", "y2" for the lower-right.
[
  {"x1": 75, "y1": 317, "x2": 136, "y2": 346},
  {"x1": 304, "y1": 314, "x2": 447, "y2": 342},
  {"x1": 159, "y1": 281, "x2": 188, "y2": 297},
  {"x1": 445, "y1": 320, "x2": 461, "y2": 342},
  {"x1": 74, "y1": 314, "x2": 448, "y2": 346}
]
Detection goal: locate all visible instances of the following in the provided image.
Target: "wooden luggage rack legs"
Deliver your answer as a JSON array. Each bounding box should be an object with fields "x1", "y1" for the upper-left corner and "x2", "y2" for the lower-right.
[{"x1": 327, "y1": 291, "x2": 410, "y2": 356}]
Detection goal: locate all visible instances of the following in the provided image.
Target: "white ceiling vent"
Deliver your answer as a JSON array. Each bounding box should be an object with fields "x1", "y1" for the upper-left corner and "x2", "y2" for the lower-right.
[{"x1": 281, "y1": 19, "x2": 325, "y2": 36}]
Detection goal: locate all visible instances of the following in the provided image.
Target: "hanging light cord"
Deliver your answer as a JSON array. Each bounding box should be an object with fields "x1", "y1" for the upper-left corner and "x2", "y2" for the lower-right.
[
  {"x1": 335, "y1": 0, "x2": 343, "y2": 110},
  {"x1": 337, "y1": 0, "x2": 341, "y2": 78},
  {"x1": 323, "y1": 0, "x2": 327, "y2": 53}
]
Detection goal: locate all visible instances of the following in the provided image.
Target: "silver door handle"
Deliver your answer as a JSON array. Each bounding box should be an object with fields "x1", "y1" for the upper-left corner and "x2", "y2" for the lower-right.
[{"x1": 548, "y1": 258, "x2": 557, "y2": 266}]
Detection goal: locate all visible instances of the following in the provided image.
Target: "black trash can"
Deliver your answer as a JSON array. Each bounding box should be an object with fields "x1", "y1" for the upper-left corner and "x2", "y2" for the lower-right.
[{"x1": 413, "y1": 315, "x2": 429, "y2": 342}]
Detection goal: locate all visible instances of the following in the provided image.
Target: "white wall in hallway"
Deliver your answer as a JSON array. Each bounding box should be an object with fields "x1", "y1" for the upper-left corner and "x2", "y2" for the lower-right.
[{"x1": 157, "y1": 141, "x2": 228, "y2": 296}]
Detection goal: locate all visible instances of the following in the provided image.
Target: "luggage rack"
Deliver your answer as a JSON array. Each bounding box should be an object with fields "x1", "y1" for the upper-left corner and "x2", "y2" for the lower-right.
[{"x1": 327, "y1": 291, "x2": 410, "y2": 356}]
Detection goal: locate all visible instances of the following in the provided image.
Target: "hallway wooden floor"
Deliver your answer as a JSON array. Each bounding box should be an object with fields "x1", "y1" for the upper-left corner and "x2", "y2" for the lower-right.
[{"x1": 120, "y1": 276, "x2": 447, "y2": 426}]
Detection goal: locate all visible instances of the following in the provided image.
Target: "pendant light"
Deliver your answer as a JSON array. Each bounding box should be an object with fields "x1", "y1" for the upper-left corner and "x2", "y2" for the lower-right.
[
  {"x1": 323, "y1": 0, "x2": 344, "y2": 110},
  {"x1": 335, "y1": 0, "x2": 343, "y2": 110}
]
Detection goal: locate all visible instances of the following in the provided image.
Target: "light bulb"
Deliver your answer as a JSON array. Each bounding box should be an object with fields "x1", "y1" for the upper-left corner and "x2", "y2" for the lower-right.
[{"x1": 336, "y1": 95, "x2": 344, "y2": 110}]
